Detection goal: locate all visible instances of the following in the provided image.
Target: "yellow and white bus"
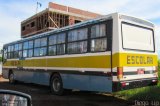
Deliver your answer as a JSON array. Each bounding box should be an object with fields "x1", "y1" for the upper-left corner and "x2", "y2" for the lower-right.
[{"x1": 2, "y1": 13, "x2": 158, "y2": 95}]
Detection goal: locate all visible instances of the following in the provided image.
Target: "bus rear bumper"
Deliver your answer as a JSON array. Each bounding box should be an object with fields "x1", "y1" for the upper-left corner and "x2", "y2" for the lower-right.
[{"x1": 112, "y1": 78, "x2": 158, "y2": 92}]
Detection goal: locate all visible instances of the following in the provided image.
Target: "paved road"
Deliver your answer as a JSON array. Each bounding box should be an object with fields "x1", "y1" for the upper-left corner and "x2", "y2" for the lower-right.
[{"x1": 0, "y1": 79, "x2": 129, "y2": 106}]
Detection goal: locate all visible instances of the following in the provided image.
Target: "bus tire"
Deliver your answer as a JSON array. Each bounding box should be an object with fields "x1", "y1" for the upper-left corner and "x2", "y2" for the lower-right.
[
  {"x1": 9, "y1": 72, "x2": 16, "y2": 84},
  {"x1": 50, "y1": 74, "x2": 64, "y2": 95}
]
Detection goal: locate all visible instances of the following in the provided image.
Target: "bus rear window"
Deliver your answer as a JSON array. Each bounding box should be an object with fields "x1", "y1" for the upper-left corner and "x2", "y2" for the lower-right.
[{"x1": 122, "y1": 22, "x2": 154, "y2": 52}]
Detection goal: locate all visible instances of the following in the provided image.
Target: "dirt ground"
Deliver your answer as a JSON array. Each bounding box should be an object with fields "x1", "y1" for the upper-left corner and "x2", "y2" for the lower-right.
[{"x1": 0, "y1": 77, "x2": 129, "y2": 106}]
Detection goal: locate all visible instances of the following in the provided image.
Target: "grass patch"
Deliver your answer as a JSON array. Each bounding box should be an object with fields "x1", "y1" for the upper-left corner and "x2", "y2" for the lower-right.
[{"x1": 115, "y1": 83, "x2": 160, "y2": 101}]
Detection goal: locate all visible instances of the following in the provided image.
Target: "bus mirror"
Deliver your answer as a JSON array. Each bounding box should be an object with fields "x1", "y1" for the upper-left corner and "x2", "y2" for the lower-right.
[{"x1": 0, "y1": 90, "x2": 32, "y2": 106}]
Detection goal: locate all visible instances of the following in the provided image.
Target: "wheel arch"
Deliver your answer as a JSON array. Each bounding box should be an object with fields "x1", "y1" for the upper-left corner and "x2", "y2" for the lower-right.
[{"x1": 8, "y1": 69, "x2": 13, "y2": 78}]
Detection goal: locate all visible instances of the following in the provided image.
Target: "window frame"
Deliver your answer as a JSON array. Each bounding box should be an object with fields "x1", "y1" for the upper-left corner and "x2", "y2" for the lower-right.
[
  {"x1": 89, "y1": 22, "x2": 109, "y2": 53},
  {"x1": 33, "y1": 37, "x2": 48, "y2": 57},
  {"x1": 48, "y1": 32, "x2": 66, "y2": 56},
  {"x1": 67, "y1": 27, "x2": 89, "y2": 54},
  {"x1": 22, "y1": 40, "x2": 34, "y2": 58},
  {"x1": 6, "y1": 42, "x2": 23, "y2": 59}
]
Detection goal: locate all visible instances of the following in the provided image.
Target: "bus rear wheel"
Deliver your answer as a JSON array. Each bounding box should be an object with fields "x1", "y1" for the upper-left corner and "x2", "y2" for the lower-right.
[
  {"x1": 9, "y1": 72, "x2": 15, "y2": 84},
  {"x1": 50, "y1": 74, "x2": 63, "y2": 95}
]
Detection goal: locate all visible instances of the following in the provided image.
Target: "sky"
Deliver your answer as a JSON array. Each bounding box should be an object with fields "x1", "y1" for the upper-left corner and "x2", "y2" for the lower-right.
[{"x1": 0, "y1": 0, "x2": 160, "y2": 56}]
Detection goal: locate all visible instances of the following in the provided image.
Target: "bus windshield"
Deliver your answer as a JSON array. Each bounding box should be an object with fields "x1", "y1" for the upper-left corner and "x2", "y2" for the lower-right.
[{"x1": 122, "y1": 22, "x2": 154, "y2": 52}]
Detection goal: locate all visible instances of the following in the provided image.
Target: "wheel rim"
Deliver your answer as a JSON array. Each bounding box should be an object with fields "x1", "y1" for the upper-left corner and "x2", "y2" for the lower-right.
[
  {"x1": 52, "y1": 78, "x2": 61, "y2": 92},
  {"x1": 9, "y1": 74, "x2": 14, "y2": 83}
]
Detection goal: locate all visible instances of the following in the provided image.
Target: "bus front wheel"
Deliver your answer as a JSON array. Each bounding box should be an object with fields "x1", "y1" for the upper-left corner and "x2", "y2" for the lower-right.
[
  {"x1": 50, "y1": 74, "x2": 64, "y2": 95},
  {"x1": 9, "y1": 72, "x2": 15, "y2": 84}
]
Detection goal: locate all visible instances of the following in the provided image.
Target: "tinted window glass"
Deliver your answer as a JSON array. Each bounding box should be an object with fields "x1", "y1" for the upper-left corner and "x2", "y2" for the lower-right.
[
  {"x1": 19, "y1": 43, "x2": 22, "y2": 50},
  {"x1": 68, "y1": 30, "x2": 77, "y2": 42},
  {"x1": 40, "y1": 47, "x2": 47, "y2": 56},
  {"x1": 91, "y1": 38, "x2": 107, "y2": 52},
  {"x1": 34, "y1": 39, "x2": 40, "y2": 47},
  {"x1": 14, "y1": 51, "x2": 19, "y2": 58},
  {"x1": 41, "y1": 38, "x2": 47, "y2": 46},
  {"x1": 34, "y1": 48, "x2": 40, "y2": 56},
  {"x1": 57, "y1": 33, "x2": 65, "y2": 44},
  {"x1": 10, "y1": 45, "x2": 14, "y2": 52},
  {"x1": 15, "y1": 44, "x2": 19, "y2": 51},
  {"x1": 57, "y1": 44, "x2": 65, "y2": 55},
  {"x1": 28, "y1": 41, "x2": 33, "y2": 49},
  {"x1": 68, "y1": 41, "x2": 87, "y2": 54},
  {"x1": 91, "y1": 24, "x2": 106, "y2": 38},
  {"x1": 23, "y1": 42, "x2": 28, "y2": 49},
  {"x1": 3, "y1": 48, "x2": 7, "y2": 60},
  {"x1": 28, "y1": 49, "x2": 33, "y2": 57},
  {"x1": 10, "y1": 52, "x2": 14, "y2": 58},
  {"x1": 77, "y1": 28, "x2": 88, "y2": 40},
  {"x1": 7, "y1": 53, "x2": 10, "y2": 59},
  {"x1": 68, "y1": 28, "x2": 88, "y2": 42},
  {"x1": 8, "y1": 46, "x2": 11, "y2": 52},
  {"x1": 19, "y1": 51, "x2": 22, "y2": 58},
  {"x1": 49, "y1": 46, "x2": 56, "y2": 55},
  {"x1": 23, "y1": 50, "x2": 28, "y2": 57},
  {"x1": 49, "y1": 35, "x2": 57, "y2": 45}
]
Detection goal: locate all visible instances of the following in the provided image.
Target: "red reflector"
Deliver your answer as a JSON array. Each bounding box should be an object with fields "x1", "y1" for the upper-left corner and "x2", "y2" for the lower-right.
[{"x1": 121, "y1": 82, "x2": 126, "y2": 88}]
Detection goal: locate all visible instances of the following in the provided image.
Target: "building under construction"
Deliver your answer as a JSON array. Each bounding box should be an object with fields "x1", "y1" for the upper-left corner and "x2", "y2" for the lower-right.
[{"x1": 21, "y1": 2, "x2": 101, "y2": 38}]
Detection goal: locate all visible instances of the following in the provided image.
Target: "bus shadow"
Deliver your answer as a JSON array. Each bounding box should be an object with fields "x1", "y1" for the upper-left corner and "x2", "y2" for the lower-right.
[{"x1": 0, "y1": 81, "x2": 129, "y2": 106}]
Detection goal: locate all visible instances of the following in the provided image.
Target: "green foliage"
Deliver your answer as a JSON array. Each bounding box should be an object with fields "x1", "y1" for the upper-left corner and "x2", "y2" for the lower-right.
[
  {"x1": 115, "y1": 83, "x2": 160, "y2": 101},
  {"x1": 0, "y1": 57, "x2": 2, "y2": 62},
  {"x1": 158, "y1": 60, "x2": 160, "y2": 78}
]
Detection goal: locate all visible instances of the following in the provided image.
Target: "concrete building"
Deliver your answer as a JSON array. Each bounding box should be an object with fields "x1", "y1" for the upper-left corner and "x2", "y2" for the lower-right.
[{"x1": 21, "y1": 2, "x2": 101, "y2": 38}]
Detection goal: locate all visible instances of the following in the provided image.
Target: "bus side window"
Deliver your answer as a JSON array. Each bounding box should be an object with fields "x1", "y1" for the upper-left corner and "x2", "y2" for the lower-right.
[
  {"x1": 34, "y1": 37, "x2": 47, "y2": 57},
  {"x1": 23, "y1": 41, "x2": 29, "y2": 58},
  {"x1": 49, "y1": 35, "x2": 57, "y2": 56},
  {"x1": 14, "y1": 44, "x2": 20, "y2": 59},
  {"x1": 28, "y1": 41, "x2": 33, "y2": 57},
  {"x1": 3, "y1": 47, "x2": 7, "y2": 62},
  {"x1": 67, "y1": 28, "x2": 88, "y2": 54},
  {"x1": 90, "y1": 24, "x2": 107, "y2": 52},
  {"x1": 34, "y1": 48, "x2": 40, "y2": 57},
  {"x1": 7, "y1": 45, "x2": 14, "y2": 59},
  {"x1": 34, "y1": 39, "x2": 41, "y2": 48},
  {"x1": 57, "y1": 33, "x2": 66, "y2": 55},
  {"x1": 49, "y1": 46, "x2": 56, "y2": 56},
  {"x1": 57, "y1": 44, "x2": 65, "y2": 55},
  {"x1": 23, "y1": 50, "x2": 28, "y2": 58}
]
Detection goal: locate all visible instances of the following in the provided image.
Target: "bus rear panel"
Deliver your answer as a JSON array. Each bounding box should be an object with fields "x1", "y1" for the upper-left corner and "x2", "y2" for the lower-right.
[{"x1": 112, "y1": 14, "x2": 158, "y2": 92}]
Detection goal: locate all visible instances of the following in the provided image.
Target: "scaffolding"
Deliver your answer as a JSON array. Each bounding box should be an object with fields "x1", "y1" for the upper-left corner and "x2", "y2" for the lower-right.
[{"x1": 21, "y1": 2, "x2": 101, "y2": 38}]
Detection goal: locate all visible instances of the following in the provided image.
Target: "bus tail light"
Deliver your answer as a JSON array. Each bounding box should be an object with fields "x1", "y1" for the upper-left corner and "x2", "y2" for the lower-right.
[
  {"x1": 117, "y1": 67, "x2": 123, "y2": 79},
  {"x1": 121, "y1": 82, "x2": 129, "y2": 88},
  {"x1": 121, "y1": 82, "x2": 126, "y2": 88}
]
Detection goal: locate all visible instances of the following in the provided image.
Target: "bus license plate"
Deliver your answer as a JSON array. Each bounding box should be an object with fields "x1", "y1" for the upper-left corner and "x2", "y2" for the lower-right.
[{"x1": 137, "y1": 68, "x2": 145, "y2": 74}]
